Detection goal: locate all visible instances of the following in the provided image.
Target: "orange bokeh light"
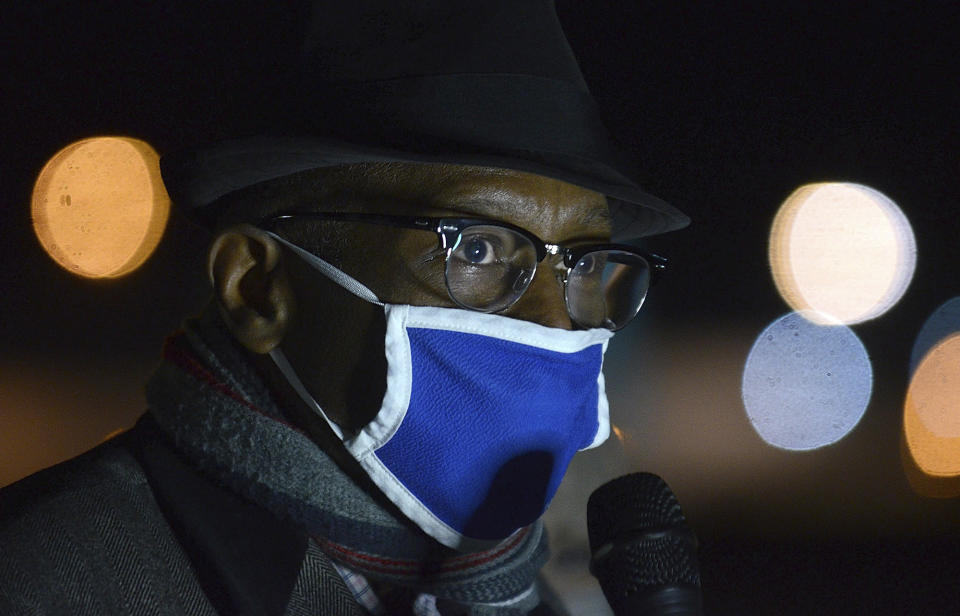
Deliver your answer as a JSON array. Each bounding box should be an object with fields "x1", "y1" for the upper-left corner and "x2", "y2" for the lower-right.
[
  {"x1": 31, "y1": 136, "x2": 170, "y2": 279},
  {"x1": 903, "y1": 333, "x2": 960, "y2": 493}
]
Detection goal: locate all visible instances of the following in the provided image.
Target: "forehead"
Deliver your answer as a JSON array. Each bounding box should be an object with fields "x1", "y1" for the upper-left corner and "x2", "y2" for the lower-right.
[{"x1": 323, "y1": 162, "x2": 611, "y2": 242}]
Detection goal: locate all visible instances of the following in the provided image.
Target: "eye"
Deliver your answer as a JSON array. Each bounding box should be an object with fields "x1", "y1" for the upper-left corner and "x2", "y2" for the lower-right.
[
  {"x1": 576, "y1": 253, "x2": 598, "y2": 274},
  {"x1": 455, "y1": 235, "x2": 498, "y2": 265}
]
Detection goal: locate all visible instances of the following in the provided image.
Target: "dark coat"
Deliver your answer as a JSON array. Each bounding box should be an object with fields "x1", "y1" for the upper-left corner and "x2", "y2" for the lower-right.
[{"x1": 0, "y1": 416, "x2": 367, "y2": 615}]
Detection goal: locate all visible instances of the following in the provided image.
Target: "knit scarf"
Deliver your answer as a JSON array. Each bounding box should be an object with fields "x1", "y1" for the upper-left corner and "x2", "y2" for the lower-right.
[{"x1": 145, "y1": 307, "x2": 549, "y2": 614}]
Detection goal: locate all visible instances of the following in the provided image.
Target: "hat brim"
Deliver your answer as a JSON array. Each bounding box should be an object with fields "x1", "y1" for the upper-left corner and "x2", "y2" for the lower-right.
[{"x1": 160, "y1": 135, "x2": 689, "y2": 241}]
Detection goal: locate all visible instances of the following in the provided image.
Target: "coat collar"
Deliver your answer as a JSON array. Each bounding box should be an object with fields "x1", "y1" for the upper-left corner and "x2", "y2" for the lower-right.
[{"x1": 127, "y1": 415, "x2": 309, "y2": 616}]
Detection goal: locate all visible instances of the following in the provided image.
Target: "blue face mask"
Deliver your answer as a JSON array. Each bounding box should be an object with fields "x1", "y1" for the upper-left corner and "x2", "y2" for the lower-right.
[{"x1": 267, "y1": 232, "x2": 613, "y2": 551}]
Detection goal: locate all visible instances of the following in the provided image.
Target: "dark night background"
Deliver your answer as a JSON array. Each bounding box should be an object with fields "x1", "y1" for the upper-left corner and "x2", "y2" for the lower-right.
[{"x1": 2, "y1": 3, "x2": 959, "y2": 614}]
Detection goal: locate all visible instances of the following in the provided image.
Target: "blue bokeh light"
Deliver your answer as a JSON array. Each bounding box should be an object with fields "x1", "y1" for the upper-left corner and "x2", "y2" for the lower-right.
[
  {"x1": 742, "y1": 312, "x2": 873, "y2": 451},
  {"x1": 910, "y1": 297, "x2": 960, "y2": 376}
]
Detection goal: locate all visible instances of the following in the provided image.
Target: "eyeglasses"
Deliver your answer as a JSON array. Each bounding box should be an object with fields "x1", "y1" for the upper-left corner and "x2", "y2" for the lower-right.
[{"x1": 261, "y1": 211, "x2": 667, "y2": 331}]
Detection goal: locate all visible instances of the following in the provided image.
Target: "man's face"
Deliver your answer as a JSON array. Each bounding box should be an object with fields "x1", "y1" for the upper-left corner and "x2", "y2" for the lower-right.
[{"x1": 271, "y1": 162, "x2": 612, "y2": 430}]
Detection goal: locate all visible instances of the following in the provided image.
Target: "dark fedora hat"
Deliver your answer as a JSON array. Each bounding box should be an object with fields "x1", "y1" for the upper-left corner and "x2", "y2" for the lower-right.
[{"x1": 160, "y1": 1, "x2": 689, "y2": 240}]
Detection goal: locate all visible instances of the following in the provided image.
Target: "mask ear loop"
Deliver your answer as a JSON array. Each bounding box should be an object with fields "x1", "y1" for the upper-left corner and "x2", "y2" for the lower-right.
[
  {"x1": 262, "y1": 229, "x2": 385, "y2": 439},
  {"x1": 269, "y1": 346, "x2": 346, "y2": 440},
  {"x1": 264, "y1": 230, "x2": 383, "y2": 306}
]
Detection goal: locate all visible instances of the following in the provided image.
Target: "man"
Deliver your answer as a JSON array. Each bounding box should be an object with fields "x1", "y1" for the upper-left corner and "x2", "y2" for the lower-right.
[{"x1": 0, "y1": 2, "x2": 687, "y2": 614}]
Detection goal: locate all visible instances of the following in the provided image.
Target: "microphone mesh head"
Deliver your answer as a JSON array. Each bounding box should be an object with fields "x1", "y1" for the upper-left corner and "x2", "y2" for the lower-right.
[{"x1": 587, "y1": 472, "x2": 700, "y2": 593}]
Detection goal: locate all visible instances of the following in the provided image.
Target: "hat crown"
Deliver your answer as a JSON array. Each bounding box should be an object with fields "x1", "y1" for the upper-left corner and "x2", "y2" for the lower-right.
[
  {"x1": 281, "y1": 0, "x2": 620, "y2": 178},
  {"x1": 300, "y1": 0, "x2": 587, "y2": 88}
]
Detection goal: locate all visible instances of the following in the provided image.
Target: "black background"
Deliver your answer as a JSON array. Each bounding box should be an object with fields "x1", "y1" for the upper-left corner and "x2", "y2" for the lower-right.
[{"x1": 2, "y1": 3, "x2": 959, "y2": 613}]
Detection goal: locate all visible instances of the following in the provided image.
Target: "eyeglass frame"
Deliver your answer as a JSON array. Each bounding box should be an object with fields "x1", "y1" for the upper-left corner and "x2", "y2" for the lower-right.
[{"x1": 259, "y1": 210, "x2": 668, "y2": 322}]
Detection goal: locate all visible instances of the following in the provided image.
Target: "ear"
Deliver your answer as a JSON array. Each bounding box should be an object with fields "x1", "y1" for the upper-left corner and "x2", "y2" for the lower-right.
[{"x1": 208, "y1": 224, "x2": 295, "y2": 354}]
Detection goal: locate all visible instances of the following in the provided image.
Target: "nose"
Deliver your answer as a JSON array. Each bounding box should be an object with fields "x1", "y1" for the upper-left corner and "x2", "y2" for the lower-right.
[{"x1": 502, "y1": 262, "x2": 573, "y2": 330}]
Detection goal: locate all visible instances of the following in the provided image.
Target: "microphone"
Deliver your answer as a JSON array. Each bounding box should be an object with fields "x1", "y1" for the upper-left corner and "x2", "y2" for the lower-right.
[{"x1": 587, "y1": 473, "x2": 703, "y2": 615}]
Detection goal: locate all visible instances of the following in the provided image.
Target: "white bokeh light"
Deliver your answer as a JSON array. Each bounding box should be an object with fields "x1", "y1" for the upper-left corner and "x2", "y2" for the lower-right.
[
  {"x1": 742, "y1": 312, "x2": 872, "y2": 451},
  {"x1": 769, "y1": 182, "x2": 916, "y2": 325}
]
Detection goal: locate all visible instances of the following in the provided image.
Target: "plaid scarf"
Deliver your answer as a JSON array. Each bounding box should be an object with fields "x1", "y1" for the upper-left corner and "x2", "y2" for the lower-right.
[{"x1": 145, "y1": 306, "x2": 548, "y2": 614}]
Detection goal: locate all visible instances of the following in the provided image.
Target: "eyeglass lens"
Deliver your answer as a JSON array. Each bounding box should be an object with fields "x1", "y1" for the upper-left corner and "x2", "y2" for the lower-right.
[
  {"x1": 443, "y1": 225, "x2": 652, "y2": 330},
  {"x1": 445, "y1": 225, "x2": 539, "y2": 313},
  {"x1": 566, "y1": 250, "x2": 651, "y2": 330}
]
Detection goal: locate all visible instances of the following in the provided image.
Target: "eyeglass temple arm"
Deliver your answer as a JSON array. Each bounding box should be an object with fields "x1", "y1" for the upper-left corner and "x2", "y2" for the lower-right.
[
  {"x1": 264, "y1": 211, "x2": 440, "y2": 231},
  {"x1": 648, "y1": 253, "x2": 668, "y2": 285},
  {"x1": 261, "y1": 211, "x2": 457, "y2": 257}
]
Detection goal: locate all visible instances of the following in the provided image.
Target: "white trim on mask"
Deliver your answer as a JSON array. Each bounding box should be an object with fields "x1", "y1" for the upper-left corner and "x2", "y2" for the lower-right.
[
  {"x1": 585, "y1": 339, "x2": 611, "y2": 450},
  {"x1": 348, "y1": 304, "x2": 612, "y2": 550},
  {"x1": 401, "y1": 305, "x2": 613, "y2": 352},
  {"x1": 355, "y1": 437, "x2": 509, "y2": 552},
  {"x1": 344, "y1": 304, "x2": 415, "y2": 457}
]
